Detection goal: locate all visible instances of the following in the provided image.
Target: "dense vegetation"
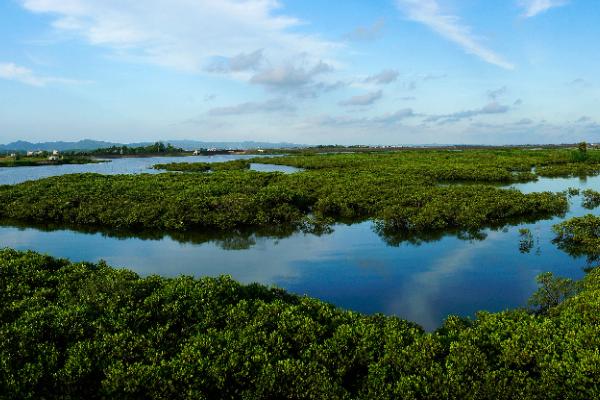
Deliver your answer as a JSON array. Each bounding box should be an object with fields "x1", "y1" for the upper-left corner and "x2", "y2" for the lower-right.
[
  {"x1": 0, "y1": 149, "x2": 583, "y2": 239},
  {"x1": 553, "y1": 214, "x2": 600, "y2": 263},
  {"x1": 69, "y1": 141, "x2": 185, "y2": 156},
  {"x1": 0, "y1": 169, "x2": 567, "y2": 241},
  {"x1": 1, "y1": 248, "x2": 598, "y2": 399},
  {"x1": 5, "y1": 147, "x2": 600, "y2": 240},
  {"x1": 3, "y1": 147, "x2": 600, "y2": 398},
  {"x1": 153, "y1": 159, "x2": 251, "y2": 172},
  {"x1": 581, "y1": 189, "x2": 600, "y2": 209},
  {"x1": 253, "y1": 146, "x2": 600, "y2": 179},
  {"x1": 536, "y1": 163, "x2": 600, "y2": 177}
]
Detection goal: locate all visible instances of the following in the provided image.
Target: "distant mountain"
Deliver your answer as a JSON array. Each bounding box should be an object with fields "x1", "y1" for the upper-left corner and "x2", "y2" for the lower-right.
[
  {"x1": 156, "y1": 140, "x2": 304, "y2": 150},
  {"x1": 0, "y1": 140, "x2": 120, "y2": 152},
  {"x1": 0, "y1": 139, "x2": 305, "y2": 152}
]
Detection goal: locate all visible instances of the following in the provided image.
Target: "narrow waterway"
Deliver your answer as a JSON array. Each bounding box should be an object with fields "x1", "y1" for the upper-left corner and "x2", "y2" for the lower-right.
[{"x1": 0, "y1": 162, "x2": 597, "y2": 330}]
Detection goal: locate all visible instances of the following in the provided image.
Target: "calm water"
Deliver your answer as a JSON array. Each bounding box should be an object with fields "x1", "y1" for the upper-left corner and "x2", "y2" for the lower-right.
[
  {"x1": 0, "y1": 161, "x2": 597, "y2": 330},
  {"x1": 0, "y1": 154, "x2": 299, "y2": 185}
]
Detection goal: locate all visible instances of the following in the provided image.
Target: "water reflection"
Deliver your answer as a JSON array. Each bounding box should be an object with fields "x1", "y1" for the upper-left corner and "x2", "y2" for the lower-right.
[
  {"x1": 0, "y1": 172, "x2": 598, "y2": 330},
  {"x1": 394, "y1": 235, "x2": 492, "y2": 329},
  {"x1": 0, "y1": 154, "x2": 300, "y2": 185},
  {"x1": 0, "y1": 219, "x2": 330, "y2": 249}
]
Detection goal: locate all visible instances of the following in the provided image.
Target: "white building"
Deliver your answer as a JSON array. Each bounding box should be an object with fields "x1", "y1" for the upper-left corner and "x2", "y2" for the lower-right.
[{"x1": 52, "y1": 150, "x2": 60, "y2": 156}]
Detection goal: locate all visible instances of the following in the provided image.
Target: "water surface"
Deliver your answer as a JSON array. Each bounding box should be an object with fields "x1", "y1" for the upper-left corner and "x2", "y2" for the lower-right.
[
  {"x1": 0, "y1": 154, "x2": 299, "y2": 185},
  {"x1": 0, "y1": 168, "x2": 597, "y2": 330}
]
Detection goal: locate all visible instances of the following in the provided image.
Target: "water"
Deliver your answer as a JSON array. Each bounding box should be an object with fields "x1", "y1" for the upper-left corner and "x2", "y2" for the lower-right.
[
  {"x1": 0, "y1": 167, "x2": 598, "y2": 330},
  {"x1": 0, "y1": 154, "x2": 300, "y2": 185}
]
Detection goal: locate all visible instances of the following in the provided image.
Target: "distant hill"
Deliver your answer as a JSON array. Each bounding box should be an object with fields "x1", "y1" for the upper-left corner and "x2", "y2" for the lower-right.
[
  {"x1": 123, "y1": 140, "x2": 304, "y2": 150},
  {"x1": 0, "y1": 140, "x2": 120, "y2": 152},
  {"x1": 156, "y1": 140, "x2": 304, "y2": 150},
  {"x1": 0, "y1": 139, "x2": 305, "y2": 152}
]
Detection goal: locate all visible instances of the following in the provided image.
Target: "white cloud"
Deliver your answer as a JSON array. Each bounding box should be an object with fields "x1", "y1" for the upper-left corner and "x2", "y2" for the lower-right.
[
  {"x1": 396, "y1": 0, "x2": 514, "y2": 69},
  {"x1": 568, "y1": 78, "x2": 591, "y2": 88},
  {"x1": 344, "y1": 18, "x2": 385, "y2": 42},
  {"x1": 208, "y1": 98, "x2": 295, "y2": 116},
  {"x1": 0, "y1": 62, "x2": 85, "y2": 86},
  {"x1": 425, "y1": 101, "x2": 511, "y2": 124},
  {"x1": 372, "y1": 109, "x2": 415, "y2": 124},
  {"x1": 0, "y1": 62, "x2": 44, "y2": 86},
  {"x1": 403, "y1": 73, "x2": 447, "y2": 91},
  {"x1": 487, "y1": 86, "x2": 507, "y2": 101},
  {"x1": 248, "y1": 60, "x2": 342, "y2": 98},
  {"x1": 206, "y1": 49, "x2": 264, "y2": 73},
  {"x1": 339, "y1": 90, "x2": 383, "y2": 106},
  {"x1": 251, "y1": 61, "x2": 333, "y2": 88},
  {"x1": 468, "y1": 117, "x2": 600, "y2": 144},
  {"x1": 364, "y1": 69, "x2": 399, "y2": 85},
  {"x1": 514, "y1": 118, "x2": 534, "y2": 125},
  {"x1": 315, "y1": 108, "x2": 415, "y2": 127},
  {"x1": 20, "y1": 0, "x2": 338, "y2": 73},
  {"x1": 518, "y1": 0, "x2": 569, "y2": 18}
]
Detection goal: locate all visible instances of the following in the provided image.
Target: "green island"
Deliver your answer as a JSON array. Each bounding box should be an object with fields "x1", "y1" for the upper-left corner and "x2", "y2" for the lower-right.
[
  {"x1": 2, "y1": 147, "x2": 597, "y2": 238},
  {"x1": 153, "y1": 159, "x2": 251, "y2": 172},
  {"x1": 553, "y1": 214, "x2": 600, "y2": 263},
  {"x1": 1, "y1": 245, "x2": 598, "y2": 399}
]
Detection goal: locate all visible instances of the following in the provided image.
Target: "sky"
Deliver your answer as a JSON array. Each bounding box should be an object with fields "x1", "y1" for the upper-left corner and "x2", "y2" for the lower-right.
[{"x1": 0, "y1": 0, "x2": 599, "y2": 145}]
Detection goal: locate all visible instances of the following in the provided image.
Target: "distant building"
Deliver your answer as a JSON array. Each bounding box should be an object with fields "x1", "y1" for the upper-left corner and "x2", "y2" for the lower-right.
[
  {"x1": 48, "y1": 155, "x2": 60, "y2": 161},
  {"x1": 257, "y1": 149, "x2": 265, "y2": 153},
  {"x1": 26, "y1": 151, "x2": 34, "y2": 156},
  {"x1": 9, "y1": 153, "x2": 16, "y2": 158},
  {"x1": 193, "y1": 150, "x2": 200, "y2": 155},
  {"x1": 52, "y1": 150, "x2": 60, "y2": 156}
]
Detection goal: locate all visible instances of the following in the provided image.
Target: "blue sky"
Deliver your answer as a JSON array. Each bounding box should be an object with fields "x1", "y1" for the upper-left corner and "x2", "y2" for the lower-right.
[{"x1": 0, "y1": 0, "x2": 598, "y2": 145}]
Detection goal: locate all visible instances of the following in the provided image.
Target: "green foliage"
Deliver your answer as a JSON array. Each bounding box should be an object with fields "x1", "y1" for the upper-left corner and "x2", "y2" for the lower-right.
[
  {"x1": 536, "y1": 163, "x2": 600, "y2": 177},
  {"x1": 210, "y1": 159, "x2": 251, "y2": 171},
  {"x1": 154, "y1": 159, "x2": 250, "y2": 172},
  {"x1": 528, "y1": 272, "x2": 579, "y2": 313},
  {"x1": 71, "y1": 141, "x2": 184, "y2": 156},
  {"x1": 532, "y1": 146, "x2": 600, "y2": 177},
  {"x1": 0, "y1": 150, "x2": 572, "y2": 243},
  {"x1": 581, "y1": 189, "x2": 600, "y2": 209},
  {"x1": 553, "y1": 214, "x2": 600, "y2": 262},
  {"x1": 154, "y1": 161, "x2": 212, "y2": 172},
  {"x1": 1, "y1": 249, "x2": 599, "y2": 399}
]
